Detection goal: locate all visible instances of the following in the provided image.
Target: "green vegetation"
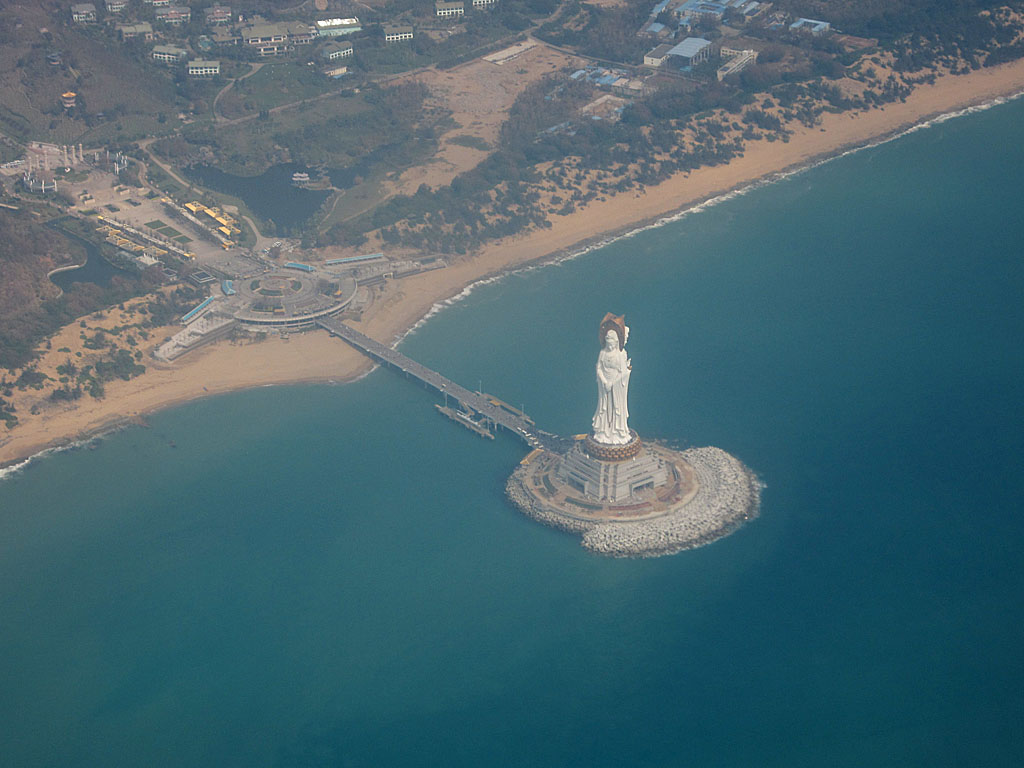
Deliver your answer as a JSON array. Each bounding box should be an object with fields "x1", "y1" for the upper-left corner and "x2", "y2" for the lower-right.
[
  {"x1": 46, "y1": 346, "x2": 147, "y2": 401},
  {"x1": 215, "y1": 63, "x2": 336, "y2": 119},
  {"x1": 0, "y1": 392, "x2": 17, "y2": 427},
  {"x1": 156, "y1": 81, "x2": 437, "y2": 177},
  {"x1": 0, "y1": 4, "x2": 183, "y2": 144},
  {"x1": 0, "y1": 210, "x2": 164, "y2": 370},
  {"x1": 772, "y1": 0, "x2": 1024, "y2": 66},
  {"x1": 536, "y1": 0, "x2": 652, "y2": 63},
  {"x1": 356, "y1": 17, "x2": 528, "y2": 73},
  {"x1": 3, "y1": 0, "x2": 1024, "y2": 355},
  {"x1": 140, "y1": 285, "x2": 204, "y2": 327},
  {"x1": 329, "y1": 0, "x2": 1024, "y2": 255},
  {"x1": 330, "y1": 71, "x2": 752, "y2": 252}
]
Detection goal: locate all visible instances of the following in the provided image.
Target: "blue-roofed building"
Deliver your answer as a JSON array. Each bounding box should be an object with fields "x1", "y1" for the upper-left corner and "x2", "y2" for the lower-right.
[
  {"x1": 181, "y1": 297, "x2": 215, "y2": 324},
  {"x1": 790, "y1": 17, "x2": 831, "y2": 35},
  {"x1": 325, "y1": 253, "x2": 385, "y2": 266},
  {"x1": 665, "y1": 0, "x2": 761, "y2": 27},
  {"x1": 666, "y1": 36, "x2": 712, "y2": 66}
]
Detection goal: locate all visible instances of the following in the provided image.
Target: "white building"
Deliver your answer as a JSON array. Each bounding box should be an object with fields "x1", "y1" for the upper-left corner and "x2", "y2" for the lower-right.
[
  {"x1": 204, "y1": 5, "x2": 231, "y2": 25},
  {"x1": 790, "y1": 18, "x2": 831, "y2": 35},
  {"x1": 383, "y1": 24, "x2": 414, "y2": 42},
  {"x1": 716, "y1": 49, "x2": 757, "y2": 81},
  {"x1": 187, "y1": 59, "x2": 221, "y2": 77},
  {"x1": 71, "y1": 3, "x2": 96, "y2": 23},
  {"x1": 152, "y1": 44, "x2": 188, "y2": 63},
  {"x1": 643, "y1": 43, "x2": 673, "y2": 67},
  {"x1": 322, "y1": 42, "x2": 354, "y2": 60},
  {"x1": 666, "y1": 36, "x2": 712, "y2": 66},
  {"x1": 105, "y1": 0, "x2": 128, "y2": 13},
  {"x1": 472, "y1": 0, "x2": 499, "y2": 8},
  {"x1": 435, "y1": 1, "x2": 465, "y2": 17},
  {"x1": 315, "y1": 18, "x2": 361, "y2": 36},
  {"x1": 117, "y1": 22, "x2": 154, "y2": 41},
  {"x1": 155, "y1": 5, "x2": 191, "y2": 25}
]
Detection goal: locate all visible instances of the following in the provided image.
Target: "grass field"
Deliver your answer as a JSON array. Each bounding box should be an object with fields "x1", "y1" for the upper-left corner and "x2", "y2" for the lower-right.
[
  {"x1": 216, "y1": 63, "x2": 338, "y2": 120},
  {"x1": 181, "y1": 86, "x2": 425, "y2": 176},
  {"x1": 145, "y1": 220, "x2": 168, "y2": 229}
]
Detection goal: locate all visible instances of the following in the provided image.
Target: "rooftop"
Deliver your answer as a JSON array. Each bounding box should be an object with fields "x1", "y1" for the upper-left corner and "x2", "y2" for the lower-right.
[
  {"x1": 316, "y1": 18, "x2": 359, "y2": 28},
  {"x1": 667, "y1": 37, "x2": 711, "y2": 58}
]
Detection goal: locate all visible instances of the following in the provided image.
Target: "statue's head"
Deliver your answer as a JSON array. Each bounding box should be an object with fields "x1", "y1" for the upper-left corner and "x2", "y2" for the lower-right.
[
  {"x1": 604, "y1": 329, "x2": 618, "y2": 350},
  {"x1": 599, "y1": 313, "x2": 626, "y2": 350}
]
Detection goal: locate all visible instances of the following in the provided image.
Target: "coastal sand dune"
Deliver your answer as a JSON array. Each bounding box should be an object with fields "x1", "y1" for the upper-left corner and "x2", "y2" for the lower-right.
[{"x1": 4, "y1": 58, "x2": 1024, "y2": 467}]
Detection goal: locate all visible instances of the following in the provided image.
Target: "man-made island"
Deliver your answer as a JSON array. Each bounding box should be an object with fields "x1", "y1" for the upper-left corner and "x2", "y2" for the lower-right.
[
  {"x1": 4, "y1": 0, "x2": 1024, "y2": 469},
  {"x1": 506, "y1": 314, "x2": 760, "y2": 557}
]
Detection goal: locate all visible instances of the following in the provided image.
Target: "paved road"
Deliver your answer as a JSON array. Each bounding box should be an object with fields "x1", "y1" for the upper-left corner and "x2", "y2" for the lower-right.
[{"x1": 213, "y1": 62, "x2": 266, "y2": 123}]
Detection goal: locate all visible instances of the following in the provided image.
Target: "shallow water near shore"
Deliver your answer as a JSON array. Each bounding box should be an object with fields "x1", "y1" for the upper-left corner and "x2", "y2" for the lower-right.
[{"x1": 2, "y1": 99, "x2": 1024, "y2": 766}]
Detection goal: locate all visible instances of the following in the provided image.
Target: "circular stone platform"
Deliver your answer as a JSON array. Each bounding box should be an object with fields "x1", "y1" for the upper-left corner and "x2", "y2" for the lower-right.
[
  {"x1": 507, "y1": 443, "x2": 761, "y2": 558},
  {"x1": 232, "y1": 269, "x2": 357, "y2": 326}
]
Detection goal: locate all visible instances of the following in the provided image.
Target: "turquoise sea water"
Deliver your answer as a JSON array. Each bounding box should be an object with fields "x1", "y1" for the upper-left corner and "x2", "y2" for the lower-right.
[{"x1": 3, "y1": 98, "x2": 1024, "y2": 767}]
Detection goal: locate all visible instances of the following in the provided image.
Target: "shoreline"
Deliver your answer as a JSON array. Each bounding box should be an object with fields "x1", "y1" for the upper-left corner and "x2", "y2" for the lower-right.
[{"x1": 5, "y1": 59, "x2": 1024, "y2": 471}]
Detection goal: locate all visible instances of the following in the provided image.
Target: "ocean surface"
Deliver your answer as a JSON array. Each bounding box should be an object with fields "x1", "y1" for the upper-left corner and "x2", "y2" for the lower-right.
[{"x1": 3, "y1": 97, "x2": 1024, "y2": 767}]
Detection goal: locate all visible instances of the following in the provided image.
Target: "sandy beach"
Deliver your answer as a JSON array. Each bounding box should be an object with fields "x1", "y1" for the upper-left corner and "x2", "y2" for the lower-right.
[{"x1": 4, "y1": 58, "x2": 1024, "y2": 468}]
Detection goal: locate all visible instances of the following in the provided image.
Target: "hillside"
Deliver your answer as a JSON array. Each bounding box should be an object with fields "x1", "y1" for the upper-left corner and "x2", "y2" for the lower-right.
[
  {"x1": 0, "y1": 2, "x2": 182, "y2": 145},
  {"x1": 0, "y1": 208, "x2": 83, "y2": 369}
]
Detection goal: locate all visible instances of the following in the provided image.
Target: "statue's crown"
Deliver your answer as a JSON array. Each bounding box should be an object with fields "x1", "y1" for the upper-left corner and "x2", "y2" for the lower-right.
[{"x1": 599, "y1": 313, "x2": 626, "y2": 349}]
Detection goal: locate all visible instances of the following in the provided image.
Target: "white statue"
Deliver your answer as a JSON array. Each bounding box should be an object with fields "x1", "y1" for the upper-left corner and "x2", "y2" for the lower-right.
[{"x1": 592, "y1": 314, "x2": 632, "y2": 445}]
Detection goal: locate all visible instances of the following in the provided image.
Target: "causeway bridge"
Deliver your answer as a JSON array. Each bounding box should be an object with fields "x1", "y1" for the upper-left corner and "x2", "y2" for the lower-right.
[{"x1": 317, "y1": 317, "x2": 568, "y2": 452}]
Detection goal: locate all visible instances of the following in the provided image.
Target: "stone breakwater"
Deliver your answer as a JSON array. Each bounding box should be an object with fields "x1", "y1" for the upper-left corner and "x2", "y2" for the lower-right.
[{"x1": 506, "y1": 446, "x2": 761, "y2": 558}]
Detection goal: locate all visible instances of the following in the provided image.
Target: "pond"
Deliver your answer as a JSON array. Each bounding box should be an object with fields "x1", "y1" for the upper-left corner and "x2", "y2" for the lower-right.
[
  {"x1": 47, "y1": 219, "x2": 131, "y2": 290},
  {"x1": 185, "y1": 163, "x2": 331, "y2": 234}
]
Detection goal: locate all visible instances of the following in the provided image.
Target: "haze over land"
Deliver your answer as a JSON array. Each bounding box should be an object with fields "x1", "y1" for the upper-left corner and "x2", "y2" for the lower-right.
[{"x1": 3, "y1": 0, "x2": 1024, "y2": 465}]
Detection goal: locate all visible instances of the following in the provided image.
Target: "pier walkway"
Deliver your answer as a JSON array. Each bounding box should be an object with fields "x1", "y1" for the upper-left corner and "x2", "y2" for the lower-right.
[{"x1": 317, "y1": 318, "x2": 568, "y2": 452}]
